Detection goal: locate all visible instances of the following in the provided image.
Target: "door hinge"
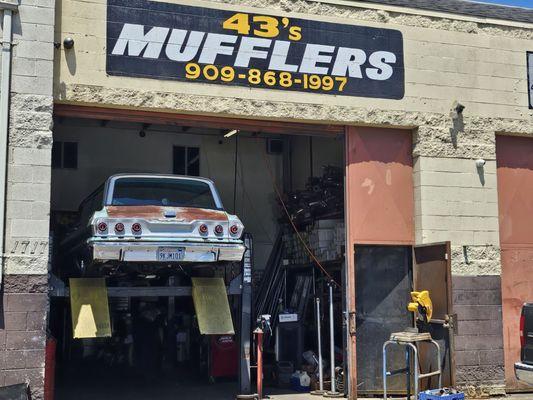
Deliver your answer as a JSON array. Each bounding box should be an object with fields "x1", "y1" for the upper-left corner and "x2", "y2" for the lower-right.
[{"x1": 348, "y1": 311, "x2": 356, "y2": 336}]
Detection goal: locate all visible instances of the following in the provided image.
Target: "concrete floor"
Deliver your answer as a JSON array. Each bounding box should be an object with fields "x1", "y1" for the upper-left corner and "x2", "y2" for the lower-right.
[
  {"x1": 54, "y1": 363, "x2": 533, "y2": 400},
  {"x1": 269, "y1": 394, "x2": 533, "y2": 400}
]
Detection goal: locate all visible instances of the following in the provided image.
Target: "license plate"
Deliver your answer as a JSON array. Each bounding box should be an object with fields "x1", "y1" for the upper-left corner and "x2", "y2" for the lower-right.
[{"x1": 157, "y1": 247, "x2": 185, "y2": 261}]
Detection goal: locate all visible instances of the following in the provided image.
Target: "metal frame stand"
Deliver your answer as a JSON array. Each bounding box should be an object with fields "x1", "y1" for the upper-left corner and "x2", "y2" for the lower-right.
[
  {"x1": 382, "y1": 337, "x2": 441, "y2": 400},
  {"x1": 239, "y1": 234, "x2": 253, "y2": 395},
  {"x1": 310, "y1": 297, "x2": 325, "y2": 396},
  {"x1": 324, "y1": 282, "x2": 343, "y2": 398}
]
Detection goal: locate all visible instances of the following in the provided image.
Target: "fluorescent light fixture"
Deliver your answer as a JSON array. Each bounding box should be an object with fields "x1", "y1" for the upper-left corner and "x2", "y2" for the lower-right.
[{"x1": 224, "y1": 129, "x2": 239, "y2": 138}]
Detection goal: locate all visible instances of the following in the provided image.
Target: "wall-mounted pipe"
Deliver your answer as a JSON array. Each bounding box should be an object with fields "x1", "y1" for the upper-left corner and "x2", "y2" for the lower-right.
[{"x1": 0, "y1": 1, "x2": 19, "y2": 284}]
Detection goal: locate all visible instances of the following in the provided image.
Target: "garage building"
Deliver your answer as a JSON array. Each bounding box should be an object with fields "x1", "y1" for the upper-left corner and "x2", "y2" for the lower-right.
[{"x1": 0, "y1": 0, "x2": 532, "y2": 399}]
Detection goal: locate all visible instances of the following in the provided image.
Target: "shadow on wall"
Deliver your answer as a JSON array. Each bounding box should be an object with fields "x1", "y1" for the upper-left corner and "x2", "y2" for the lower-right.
[{"x1": 449, "y1": 112, "x2": 464, "y2": 149}]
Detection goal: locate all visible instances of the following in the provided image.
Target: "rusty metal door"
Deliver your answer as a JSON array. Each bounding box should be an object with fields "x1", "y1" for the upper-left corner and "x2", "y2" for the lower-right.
[
  {"x1": 413, "y1": 242, "x2": 455, "y2": 388},
  {"x1": 355, "y1": 245, "x2": 412, "y2": 394},
  {"x1": 496, "y1": 135, "x2": 533, "y2": 390}
]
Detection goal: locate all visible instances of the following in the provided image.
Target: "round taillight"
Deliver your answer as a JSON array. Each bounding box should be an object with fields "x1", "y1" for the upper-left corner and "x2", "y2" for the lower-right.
[
  {"x1": 230, "y1": 225, "x2": 239, "y2": 235},
  {"x1": 132, "y1": 223, "x2": 142, "y2": 233},
  {"x1": 115, "y1": 223, "x2": 124, "y2": 233},
  {"x1": 214, "y1": 225, "x2": 224, "y2": 235},
  {"x1": 199, "y1": 224, "x2": 208, "y2": 234},
  {"x1": 97, "y1": 222, "x2": 107, "y2": 232}
]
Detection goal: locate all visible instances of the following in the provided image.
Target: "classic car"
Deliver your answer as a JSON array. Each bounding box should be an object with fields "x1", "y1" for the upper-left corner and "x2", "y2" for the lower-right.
[{"x1": 61, "y1": 174, "x2": 245, "y2": 275}]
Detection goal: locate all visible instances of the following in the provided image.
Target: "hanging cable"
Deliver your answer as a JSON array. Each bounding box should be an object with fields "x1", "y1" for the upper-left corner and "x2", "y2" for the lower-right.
[
  {"x1": 256, "y1": 136, "x2": 341, "y2": 288},
  {"x1": 233, "y1": 135, "x2": 239, "y2": 214}
]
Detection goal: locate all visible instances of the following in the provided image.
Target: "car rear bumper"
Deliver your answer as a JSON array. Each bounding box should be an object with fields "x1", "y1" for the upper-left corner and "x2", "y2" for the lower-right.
[
  {"x1": 515, "y1": 362, "x2": 533, "y2": 385},
  {"x1": 89, "y1": 240, "x2": 245, "y2": 263}
]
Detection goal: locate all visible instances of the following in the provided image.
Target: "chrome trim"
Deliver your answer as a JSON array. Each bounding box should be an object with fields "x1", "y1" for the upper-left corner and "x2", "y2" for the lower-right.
[
  {"x1": 90, "y1": 240, "x2": 245, "y2": 263},
  {"x1": 515, "y1": 362, "x2": 533, "y2": 385}
]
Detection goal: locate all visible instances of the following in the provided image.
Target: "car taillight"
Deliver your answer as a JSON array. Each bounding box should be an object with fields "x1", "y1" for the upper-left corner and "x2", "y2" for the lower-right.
[
  {"x1": 132, "y1": 223, "x2": 142, "y2": 234},
  {"x1": 214, "y1": 225, "x2": 224, "y2": 235},
  {"x1": 521, "y1": 313, "x2": 526, "y2": 348},
  {"x1": 97, "y1": 222, "x2": 107, "y2": 232},
  {"x1": 199, "y1": 224, "x2": 208, "y2": 234},
  {"x1": 115, "y1": 223, "x2": 124, "y2": 233},
  {"x1": 230, "y1": 225, "x2": 239, "y2": 235}
]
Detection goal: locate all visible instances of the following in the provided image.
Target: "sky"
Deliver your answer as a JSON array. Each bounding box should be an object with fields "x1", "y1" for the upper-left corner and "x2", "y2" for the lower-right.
[{"x1": 473, "y1": 0, "x2": 533, "y2": 7}]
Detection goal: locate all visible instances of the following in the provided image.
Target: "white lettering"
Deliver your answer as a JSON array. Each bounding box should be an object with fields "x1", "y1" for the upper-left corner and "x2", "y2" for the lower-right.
[
  {"x1": 331, "y1": 48, "x2": 367, "y2": 78},
  {"x1": 268, "y1": 40, "x2": 298, "y2": 72},
  {"x1": 198, "y1": 33, "x2": 237, "y2": 64},
  {"x1": 366, "y1": 51, "x2": 396, "y2": 81},
  {"x1": 234, "y1": 37, "x2": 271, "y2": 68},
  {"x1": 299, "y1": 44, "x2": 335, "y2": 75},
  {"x1": 165, "y1": 30, "x2": 205, "y2": 62},
  {"x1": 112, "y1": 23, "x2": 170, "y2": 59}
]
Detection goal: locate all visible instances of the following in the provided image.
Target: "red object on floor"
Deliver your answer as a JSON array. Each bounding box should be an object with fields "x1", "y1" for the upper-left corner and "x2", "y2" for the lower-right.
[
  {"x1": 44, "y1": 337, "x2": 57, "y2": 400},
  {"x1": 254, "y1": 328, "x2": 264, "y2": 399},
  {"x1": 209, "y1": 335, "x2": 238, "y2": 378}
]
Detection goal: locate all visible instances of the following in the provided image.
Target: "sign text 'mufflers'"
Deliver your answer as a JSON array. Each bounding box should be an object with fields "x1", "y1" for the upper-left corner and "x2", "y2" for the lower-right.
[{"x1": 107, "y1": 0, "x2": 405, "y2": 99}]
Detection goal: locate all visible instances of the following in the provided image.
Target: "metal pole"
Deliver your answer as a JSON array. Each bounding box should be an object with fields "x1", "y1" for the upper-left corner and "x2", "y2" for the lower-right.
[
  {"x1": 311, "y1": 296, "x2": 325, "y2": 397},
  {"x1": 324, "y1": 282, "x2": 342, "y2": 397},
  {"x1": 238, "y1": 234, "x2": 253, "y2": 395},
  {"x1": 329, "y1": 283, "x2": 336, "y2": 393},
  {"x1": 317, "y1": 298, "x2": 324, "y2": 391},
  {"x1": 0, "y1": 6, "x2": 16, "y2": 285},
  {"x1": 382, "y1": 342, "x2": 388, "y2": 400},
  {"x1": 254, "y1": 328, "x2": 264, "y2": 400}
]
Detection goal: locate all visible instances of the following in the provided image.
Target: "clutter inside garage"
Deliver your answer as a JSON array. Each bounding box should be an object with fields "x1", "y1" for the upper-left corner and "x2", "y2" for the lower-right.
[{"x1": 47, "y1": 116, "x2": 348, "y2": 399}]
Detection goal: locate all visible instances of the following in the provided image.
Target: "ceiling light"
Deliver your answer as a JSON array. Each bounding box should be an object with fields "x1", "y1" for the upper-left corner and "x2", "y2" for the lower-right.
[{"x1": 224, "y1": 129, "x2": 239, "y2": 138}]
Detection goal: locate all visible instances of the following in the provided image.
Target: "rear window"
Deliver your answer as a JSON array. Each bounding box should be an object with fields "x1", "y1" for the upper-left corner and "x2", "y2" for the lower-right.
[{"x1": 110, "y1": 178, "x2": 218, "y2": 209}]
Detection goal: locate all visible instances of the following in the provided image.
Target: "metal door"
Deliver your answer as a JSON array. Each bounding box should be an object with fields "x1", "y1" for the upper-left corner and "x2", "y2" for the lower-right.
[
  {"x1": 496, "y1": 135, "x2": 533, "y2": 390},
  {"x1": 413, "y1": 242, "x2": 455, "y2": 388},
  {"x1": 355, "y1": 245, "x2": 412, "y2": 394}
]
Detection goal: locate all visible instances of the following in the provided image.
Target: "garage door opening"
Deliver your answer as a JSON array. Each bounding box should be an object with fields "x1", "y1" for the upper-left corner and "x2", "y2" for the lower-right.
[{"x1": 48, "y1": 112, "x2": 347, "y2": 399}]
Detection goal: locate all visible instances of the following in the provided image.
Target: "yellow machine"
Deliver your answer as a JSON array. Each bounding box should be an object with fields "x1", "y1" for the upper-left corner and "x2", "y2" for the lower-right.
[{"x1": 408, "y1": 290, "x2": 433, "y2": 324}]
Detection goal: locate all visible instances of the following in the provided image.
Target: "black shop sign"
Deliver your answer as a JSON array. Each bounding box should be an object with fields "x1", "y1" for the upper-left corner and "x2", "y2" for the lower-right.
[{"x1": 106, "y1": 0, "x2": 405, "y2": 99}]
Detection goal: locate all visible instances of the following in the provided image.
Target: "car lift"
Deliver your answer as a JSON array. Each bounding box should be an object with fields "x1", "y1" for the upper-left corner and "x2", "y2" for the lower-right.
[{"x1": 49, "y1": 233, "x2": 254, "y2": 395}]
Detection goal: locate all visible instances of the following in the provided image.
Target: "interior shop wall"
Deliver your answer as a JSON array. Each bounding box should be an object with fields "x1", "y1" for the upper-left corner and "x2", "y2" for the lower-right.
[
  {"x1": 51, "y1": 120, "x2": 342, "y2": 268},
  {"x1": 289, "y1": 135, "x2": 344, "y2": 191}
]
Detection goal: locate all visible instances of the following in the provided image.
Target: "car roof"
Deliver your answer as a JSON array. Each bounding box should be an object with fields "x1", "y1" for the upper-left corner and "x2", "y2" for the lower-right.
[{"x1": 108, "y1": 173, "x2": 215, "y2": 185}]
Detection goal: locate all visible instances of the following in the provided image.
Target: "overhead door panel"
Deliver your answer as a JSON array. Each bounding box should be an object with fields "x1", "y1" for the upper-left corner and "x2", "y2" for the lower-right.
[{"x1": 345, "y1": 127, "x2": 414, "y2": 245}]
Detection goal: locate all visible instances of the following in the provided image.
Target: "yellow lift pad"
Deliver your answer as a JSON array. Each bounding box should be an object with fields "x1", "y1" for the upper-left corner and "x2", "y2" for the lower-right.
[
  {"x1": 192, "y1": 277, "x2": 234, "y2": 335},
  {"x1": 69, "y1": 278, "x2": 112, "y2": 339}
]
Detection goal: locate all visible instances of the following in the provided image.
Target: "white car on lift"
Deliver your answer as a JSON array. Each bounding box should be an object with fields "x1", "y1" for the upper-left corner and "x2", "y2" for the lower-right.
[{"x1": 61, "y1": 174, "x2": 245, "y2": 275}]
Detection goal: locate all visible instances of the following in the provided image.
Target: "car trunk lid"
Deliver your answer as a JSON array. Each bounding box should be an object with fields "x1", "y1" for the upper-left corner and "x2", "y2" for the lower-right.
[
  {"x1": 107, "y1": 205, "x2": 227, "y2": 221},
  {"x1": 103, "y1": 205, "x2": 230, "y2": 240}
]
